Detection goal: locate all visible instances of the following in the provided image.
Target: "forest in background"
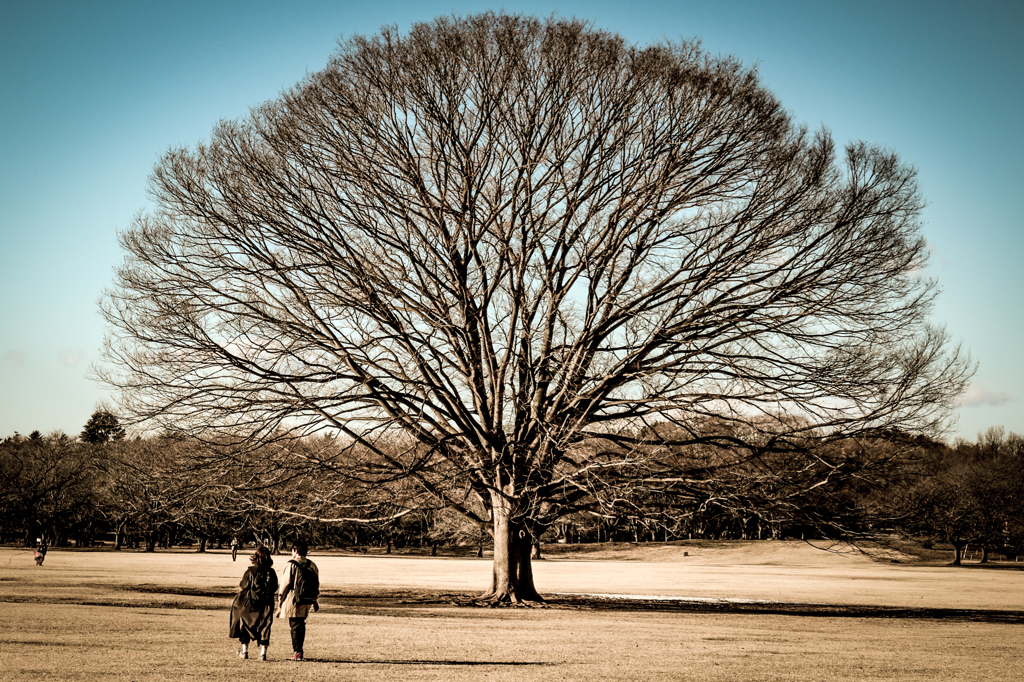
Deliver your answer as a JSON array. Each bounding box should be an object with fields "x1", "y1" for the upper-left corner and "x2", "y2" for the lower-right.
[{"x1": 2, "y1": 411, "x2": 1021, "y2": 566}]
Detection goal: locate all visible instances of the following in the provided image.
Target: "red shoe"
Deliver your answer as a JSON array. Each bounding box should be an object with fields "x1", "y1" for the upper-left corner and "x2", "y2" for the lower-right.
[{"x1": 288, "y1": 653, "x2": 303, "y2": 661}]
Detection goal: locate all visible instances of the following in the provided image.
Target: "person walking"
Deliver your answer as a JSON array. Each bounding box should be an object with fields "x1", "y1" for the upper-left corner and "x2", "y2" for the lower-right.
[
  {"x1": 230, "y1": 536, "x2": 240, "y2": 562},
  {"x1": 277, "y1": 539, "x2": 320, "y2": 661},
  {"x1": 33, "y1": 542, "x2": 47, "y2": 566},
  {"x1": 229, "y1": 545, "x2": 278, "y2": 661}
]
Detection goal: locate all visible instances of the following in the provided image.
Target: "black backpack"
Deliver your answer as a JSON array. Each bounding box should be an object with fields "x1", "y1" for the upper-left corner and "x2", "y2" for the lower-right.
[
  {"x1": 289, "y1": 559, "x2": 320, "y2": 605},
  {"x1": 248, "y1": 568, "x2": 275, "y2": 606}
]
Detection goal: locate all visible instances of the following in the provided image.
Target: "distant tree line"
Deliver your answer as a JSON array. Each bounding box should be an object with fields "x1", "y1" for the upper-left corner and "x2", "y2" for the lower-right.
[
  {"x1": 2, "y1": 411, "x2": 1021, "y2": 563},
  {"x1": 890, "y1": 426, "x2": 1024, "y2": 564}
]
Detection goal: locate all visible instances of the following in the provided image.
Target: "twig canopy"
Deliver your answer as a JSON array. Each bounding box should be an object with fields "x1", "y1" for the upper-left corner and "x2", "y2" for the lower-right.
[{"x1": 97, "y1": 13, "x2": 971, "y2": 601}]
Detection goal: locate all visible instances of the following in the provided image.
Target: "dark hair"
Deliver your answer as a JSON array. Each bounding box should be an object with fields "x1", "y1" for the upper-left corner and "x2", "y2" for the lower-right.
[
  {"x1": 250, "y1": 545, "x2": 273, "y2": 568},
  {"x1": 291, "y1": 539, "x2": 309, "y2": 557}
]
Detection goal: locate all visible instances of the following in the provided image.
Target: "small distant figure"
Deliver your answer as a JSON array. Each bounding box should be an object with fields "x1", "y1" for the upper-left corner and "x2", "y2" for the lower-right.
[
  {"x1": 34, "y1": 543, "x2": 47, "y2": 566},
  {"x1": 231, "y1": 536, "x2": 240, "y2": 562},
  {"x1": 278, "y1": 539, "x2": 320, "y2": 661},
  {"x1": 229, "y1": 545, "x2": 278, "y2": 661}
]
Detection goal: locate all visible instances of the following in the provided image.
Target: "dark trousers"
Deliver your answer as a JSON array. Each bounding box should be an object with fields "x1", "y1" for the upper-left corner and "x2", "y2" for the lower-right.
[
  {"x1": 289, "y1": 617, "x2": 306, "y2": 653},
  {"x1": 237, "y1": 632, "x2": 268, "y2": 647}
]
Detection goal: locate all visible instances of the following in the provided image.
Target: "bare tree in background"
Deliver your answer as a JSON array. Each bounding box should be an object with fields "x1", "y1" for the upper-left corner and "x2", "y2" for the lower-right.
[{"x1": 97, "y1": 13, "x2": 971, "y2": 603}]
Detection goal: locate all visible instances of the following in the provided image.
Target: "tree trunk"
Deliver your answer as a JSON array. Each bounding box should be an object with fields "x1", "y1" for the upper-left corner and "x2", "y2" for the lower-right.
[
  {"x1": 478, "y1": 493, "x2": 542, "y2": 604},
  {"x1": 951, "y1": 541, "x2": 965, "y2": 566},
  {"x1": 268, "y1": 529, "x2": 282, "y2": 554}
]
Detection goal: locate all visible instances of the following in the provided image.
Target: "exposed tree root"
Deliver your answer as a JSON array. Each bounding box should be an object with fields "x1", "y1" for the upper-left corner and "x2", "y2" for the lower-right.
[{"x1": 475, "y1": 588, "x2": 547, "y2": 607}]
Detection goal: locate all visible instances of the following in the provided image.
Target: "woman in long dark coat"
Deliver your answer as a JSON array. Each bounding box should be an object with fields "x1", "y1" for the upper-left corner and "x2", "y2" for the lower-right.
[{"x1": 229, "y1": 544, "x2": 278, "y2": 660}]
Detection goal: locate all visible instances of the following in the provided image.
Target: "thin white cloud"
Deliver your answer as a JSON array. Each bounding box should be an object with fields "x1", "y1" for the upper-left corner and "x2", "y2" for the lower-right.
[
  {"x1": 58, "y1": 348, "x2": 86, "y2": 367},
  {"x1": 960, "y1": 385, "x2": 1011, "y2": 408},
  {"x1": 5, "y1": 349, "x2": 26, "y2": 364}
]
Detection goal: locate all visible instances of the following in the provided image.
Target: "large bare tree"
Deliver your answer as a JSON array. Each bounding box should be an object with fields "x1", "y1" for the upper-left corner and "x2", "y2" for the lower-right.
[{"x1": 97, "y1": 13, "x2": 970, "y2": 603}]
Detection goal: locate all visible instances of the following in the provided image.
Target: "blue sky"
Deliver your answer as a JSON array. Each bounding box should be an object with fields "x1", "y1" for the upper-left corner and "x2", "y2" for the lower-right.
[{"x1": 2, "y1": 0, "x2": 1021, "y2": 442}]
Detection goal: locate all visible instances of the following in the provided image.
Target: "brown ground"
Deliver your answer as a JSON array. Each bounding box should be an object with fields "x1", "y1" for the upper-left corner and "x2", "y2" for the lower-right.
[{"x1": 2, "y1": 541, "x2": 1021, "y2": 680}]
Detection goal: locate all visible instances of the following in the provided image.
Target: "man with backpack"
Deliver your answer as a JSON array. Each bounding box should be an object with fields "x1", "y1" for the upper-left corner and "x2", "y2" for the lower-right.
[{"x1": 277, "y1": 539, "x2": 320, "y2": 661}]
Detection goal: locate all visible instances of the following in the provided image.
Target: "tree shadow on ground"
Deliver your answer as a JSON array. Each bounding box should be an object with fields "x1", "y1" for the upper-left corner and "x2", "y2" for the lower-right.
[
  {"x1": 538, "y1": 596, "x2": 1024, "y2": 624},
  {"x1": 304, "y1": 658, "x2": 552, "y2": 666},
  {"x1": 12, "y1": 585, "x2": 1024, "y2": 625}
]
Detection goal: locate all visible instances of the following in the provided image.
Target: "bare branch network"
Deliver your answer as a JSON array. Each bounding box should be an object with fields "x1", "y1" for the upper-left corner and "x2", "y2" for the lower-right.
[{"x1": 96, "y1": 13, "x2": 971, "y2": 602}]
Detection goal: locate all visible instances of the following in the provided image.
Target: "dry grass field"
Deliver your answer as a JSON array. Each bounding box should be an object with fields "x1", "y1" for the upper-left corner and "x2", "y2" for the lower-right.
[{"x1": 2, "y1": 542, "x2": 1022, "y2": 681}]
